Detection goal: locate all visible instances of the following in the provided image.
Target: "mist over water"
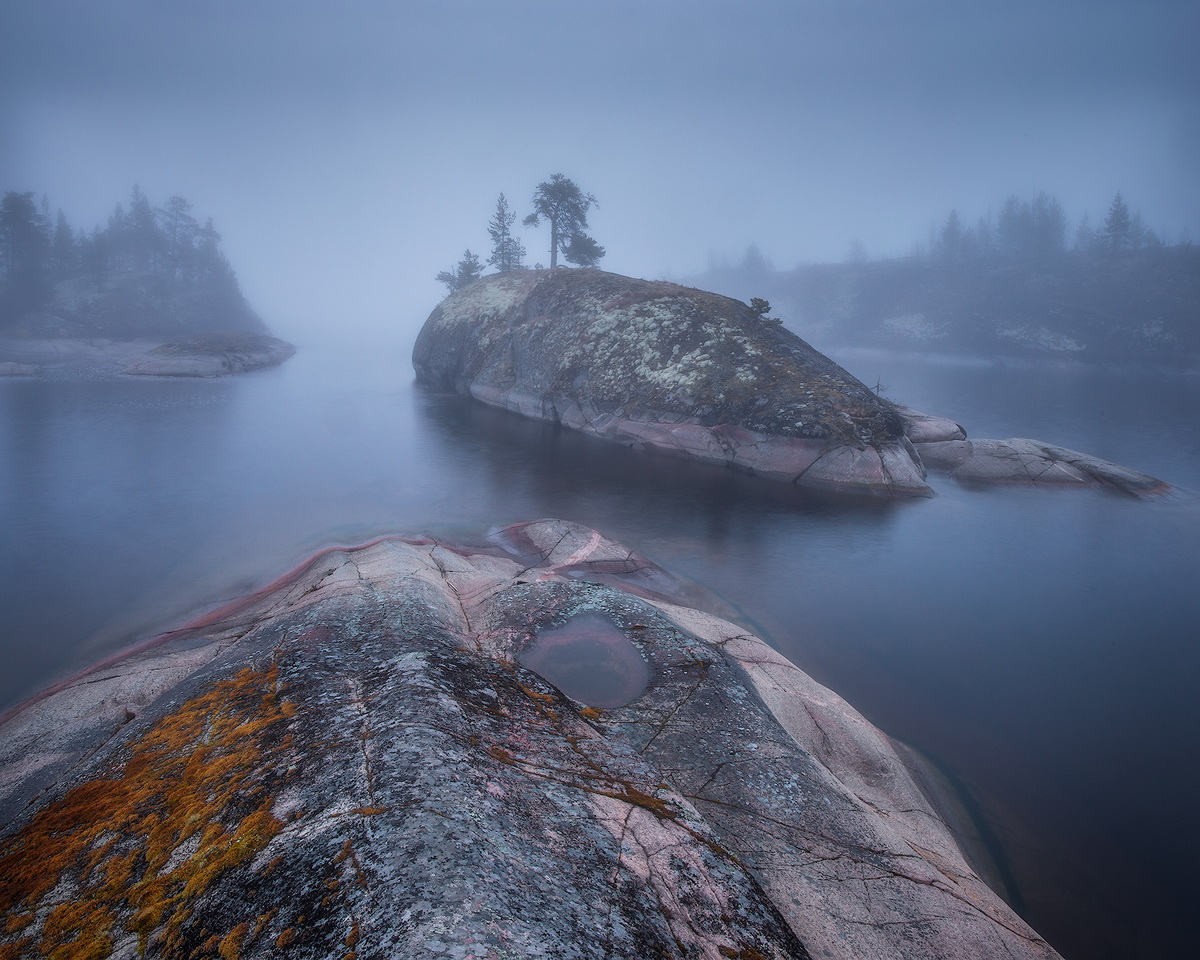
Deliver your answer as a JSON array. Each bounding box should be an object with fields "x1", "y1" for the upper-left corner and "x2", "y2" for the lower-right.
[
  {"x1": 4, "y1": 3, "x2": 1200, "y2": 958},
  {"x1": 2, "y1": 343, "x2": 1197, "y2": 958}
]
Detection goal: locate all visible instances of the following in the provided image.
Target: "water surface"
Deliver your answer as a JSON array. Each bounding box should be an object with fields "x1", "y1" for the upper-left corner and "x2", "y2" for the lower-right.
[{"x1": 1, "y1": 340, "x2": 1197, "y2": 960}]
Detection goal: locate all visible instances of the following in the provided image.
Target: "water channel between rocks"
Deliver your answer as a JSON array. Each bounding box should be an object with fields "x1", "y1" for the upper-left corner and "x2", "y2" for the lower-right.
[{"x1": 1, "y1": 340, "x2": 1197, "y2": 960}]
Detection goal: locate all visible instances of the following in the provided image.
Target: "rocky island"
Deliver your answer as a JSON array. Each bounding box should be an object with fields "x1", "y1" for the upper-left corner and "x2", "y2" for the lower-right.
[
  {"x1": 414, "y1": 269, "x2": 932, "y2": 496},
  {"x1": 0, "y1": 520, "x2": 1061, "y2": 959},
  {"x1": 414, "y1": 269, "x2": 1172, "y2": 499},
  {"x1": 0, "y1": 188, "x2": 293, "y2": 378}
]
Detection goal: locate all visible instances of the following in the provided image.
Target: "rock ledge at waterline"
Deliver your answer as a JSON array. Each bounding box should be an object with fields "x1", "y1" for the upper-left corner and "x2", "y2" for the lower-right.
[
  {"x1": 0, "y1": 332, "x2": 294, "y2": 379},
  {"x1": 893, "y1": 405, "x2": 1174, "y2": 497},
  {"x1": 0, "y1": 520, "x2": 1061, "y2": 960},
  {"x1": 413, "y1": 269, "x2": 932, "y2": 496}
]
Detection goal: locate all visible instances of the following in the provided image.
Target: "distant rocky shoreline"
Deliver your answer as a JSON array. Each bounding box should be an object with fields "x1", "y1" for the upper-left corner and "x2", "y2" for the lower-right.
[{"x1": 0, "y1": 333, "x2": 294, "y2": 378}]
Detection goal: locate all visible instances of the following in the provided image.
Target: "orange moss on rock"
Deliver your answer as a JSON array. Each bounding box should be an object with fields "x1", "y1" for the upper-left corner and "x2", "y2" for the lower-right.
[{"x1": 0, "y1": 666, "x2": 294, "y2": 958}]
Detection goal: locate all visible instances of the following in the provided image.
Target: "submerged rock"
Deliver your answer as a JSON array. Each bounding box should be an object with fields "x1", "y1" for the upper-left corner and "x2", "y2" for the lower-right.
[
  {"x1": 413, "y1": 270, "x2": 931, "y2": 496},
  {"x1": 0, "y1": 520, "x2": 1060, "y2": 960},
  {"x1": 895, "y1": 406, "x2": 1173, "y2": 497}
]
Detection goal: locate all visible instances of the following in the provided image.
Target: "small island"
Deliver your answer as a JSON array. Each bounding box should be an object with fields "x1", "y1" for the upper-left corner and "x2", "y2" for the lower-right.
[
  {"x1": 0, "y1": 187, "x2": 293, "y2": 378},
  {"x1": 414, "y1": 268, "x2": 1172, "y2": 499}
]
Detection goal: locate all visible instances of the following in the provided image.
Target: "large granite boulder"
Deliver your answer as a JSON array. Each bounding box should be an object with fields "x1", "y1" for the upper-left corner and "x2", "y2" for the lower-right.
[
  {"x1": 413, "y1": 270, "x2": 931, "y2": 497},
  {"x1": 0, "y1": 520, "x2": 1059, "y2": 959}
]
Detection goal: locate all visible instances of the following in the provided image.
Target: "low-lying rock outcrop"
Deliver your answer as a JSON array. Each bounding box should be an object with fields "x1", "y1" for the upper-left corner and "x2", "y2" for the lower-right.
[
  {"x1": 0, "y1": 519, "x2": 1060, "y2": 960},
  {"x1": 413, "y1": 270, "x2": 932, "y2": 496},
  {"x1": 894, "y1": 405, "x2": 1173, "y2": 497},
  {"x1": 0, "y1": 333, "x2": 294, "y2": 379},
  {"x1": 121, "y1": 333, "x2": 296, "y2": 377},
  {"x1": 0, "y1": 361, "x2": 40, "y2": 377}
]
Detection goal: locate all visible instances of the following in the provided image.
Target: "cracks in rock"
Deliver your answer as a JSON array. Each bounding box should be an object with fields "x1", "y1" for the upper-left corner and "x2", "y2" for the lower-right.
[
  {"x1": 424, "y1": 544, "x2": 479, "y2": 651},
  {"x1": 504, "y1": 527, "x2": 572, "y2": 581},
  {"x1": 346, "y1": 676, "x2": 379, "y2": 815},
  {"x1": 877, "y1": 446, "x2": 901, "y2": 495},
  {"x1": 684, "y1": 792, "x2": 1048, "y2": 946},
  {"x1": 603, "y1": 803, "x2": 637, "y2": 955},
  {"x1": 637, "y1": 673, "x2": 709, "y2": 756},
  {"x1": 798, "y1": 701, "x2": 834, "y2": 762}
]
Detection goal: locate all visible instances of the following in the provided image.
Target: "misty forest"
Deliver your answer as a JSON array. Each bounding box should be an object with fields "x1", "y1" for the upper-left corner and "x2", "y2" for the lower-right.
[
  {"x1": 0, "y1": 186, "x2": 255, "y2": 337},
  {"x1": 694, "y1": 190, "x2": 1199, "y2": 365},
  {"x1": 1, "y1": 4, "x2": 1198, "y2": 960}
]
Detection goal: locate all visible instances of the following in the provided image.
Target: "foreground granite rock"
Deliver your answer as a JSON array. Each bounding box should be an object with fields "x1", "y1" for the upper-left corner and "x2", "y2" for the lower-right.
[
  {"x1": 894, "y1": 406, "x2": 1173, "y2": 497},
  {"x1": 414, "y1": 270, "x2": 931, "y2": 497},
  {"x1": 0, "y1": 520, "x2": 1059, "y2": 960}
]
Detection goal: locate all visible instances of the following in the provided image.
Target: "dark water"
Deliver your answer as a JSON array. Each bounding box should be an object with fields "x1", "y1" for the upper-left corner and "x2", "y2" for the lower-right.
[
  {"x1": 1, "y1": 341, "x2": 1197, "y2": 959},
  {"x1": 519, "y1": 614, "x2": 650, "y2": 709}
]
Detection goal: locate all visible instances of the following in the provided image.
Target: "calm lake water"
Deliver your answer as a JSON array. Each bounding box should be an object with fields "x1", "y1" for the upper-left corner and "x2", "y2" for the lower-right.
[{"x1": 2, "y1": 338, "x2": 1198, "y2": 960}]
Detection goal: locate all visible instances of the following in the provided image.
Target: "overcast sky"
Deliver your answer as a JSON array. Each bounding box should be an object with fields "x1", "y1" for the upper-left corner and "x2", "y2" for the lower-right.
[{"x1": 3, "y1": 0, "x2": 1197, "y2": 342}]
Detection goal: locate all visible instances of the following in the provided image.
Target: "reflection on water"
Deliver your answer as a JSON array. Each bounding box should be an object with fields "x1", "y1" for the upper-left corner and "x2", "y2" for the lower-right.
[
  {"x1": 519, "y1": 614, "x2": 650, "y2": 709},
  {"x1": 1, "y1": 340, "x2": 1197, "y2": 960}
]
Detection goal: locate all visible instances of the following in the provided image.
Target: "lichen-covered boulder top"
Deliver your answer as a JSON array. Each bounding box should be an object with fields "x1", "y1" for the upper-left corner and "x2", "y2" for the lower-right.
[
  {"x1": 0, "y1": 520, "x2": 1060, "y2": 960},
  {"x1": 413, "y1": 270, "x2": 932, "y2": 496}
]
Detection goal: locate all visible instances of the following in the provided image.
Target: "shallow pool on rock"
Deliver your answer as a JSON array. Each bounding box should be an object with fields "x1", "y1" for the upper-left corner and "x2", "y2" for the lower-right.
[{"x1": 518, "y1": 614, "x2": 651, "y2": 708}]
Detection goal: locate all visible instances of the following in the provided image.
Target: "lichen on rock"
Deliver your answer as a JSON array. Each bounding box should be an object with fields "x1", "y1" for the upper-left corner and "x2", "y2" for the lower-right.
[
  {"x1": 0, "y1": 519, "x2": 1062, "y2": 959},
  {"x1": 413, "y1": 270, "x2": 932, "y2": 496}
]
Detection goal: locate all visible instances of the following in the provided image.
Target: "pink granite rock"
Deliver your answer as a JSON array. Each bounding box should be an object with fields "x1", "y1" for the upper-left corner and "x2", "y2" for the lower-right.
[
  {"x1": 0, "y1": 520, "x2": 1061, "y2": 960},
  {"x1": 415, "y1": 270, "x2": 931, "y2": 497}
]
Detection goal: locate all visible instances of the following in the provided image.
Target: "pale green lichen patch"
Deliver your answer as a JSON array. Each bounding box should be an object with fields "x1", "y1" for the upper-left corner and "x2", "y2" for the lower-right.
[{"x1": 414, "y1": 268, "x2": 905, "y2": 444}]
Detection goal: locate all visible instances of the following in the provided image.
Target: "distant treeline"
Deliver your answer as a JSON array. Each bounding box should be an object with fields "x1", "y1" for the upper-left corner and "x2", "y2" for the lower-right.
[
  {"x1": 926, "y1": 191, "x2": 1169, "y2": 264},
  {"x1": 0, "y1": 186, "x2": 245, "y2": 325},
  {"x1": 691, "y1": 191, "x2": 1198, "y2": 367}
]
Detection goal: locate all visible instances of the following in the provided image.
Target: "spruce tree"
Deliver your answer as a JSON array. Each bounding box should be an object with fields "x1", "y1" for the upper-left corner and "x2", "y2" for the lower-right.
[
  {"x1": 158, "y1": 195, "x2": 198, "y2": 281},
  {"x1": 1103, "y1": 193, "x2": 1132, "y2": 252},
  {"x1": 487, "y1": 194, "x2": 526, "y2": 273},
  {"x1": 436, "y1": 250, "x2": 485, "y2": 292},
  {"x1": 51, "y1": 210, "x2": 76, "y2": 279},
  {"x1": 0, "y1": 191, "x2": 51, "y2": 319}
]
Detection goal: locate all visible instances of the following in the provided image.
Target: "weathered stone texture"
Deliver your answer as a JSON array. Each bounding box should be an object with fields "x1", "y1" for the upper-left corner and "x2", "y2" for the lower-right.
[
  {"x1": 0, "y1": 520, "x2": 1061, "y2": 960},
  {"x1": 413, "y1": 270, "x2": 931, "y2": 496},
  {"x1": 122, "y1": 334, "x2": 296, "y2": 377},
  {"x1": 0, "y1": 333, "x2": 294, "y2": 379},
  {"x1": 896, "y1": 407, "x2": 1172, "y2": 497}
]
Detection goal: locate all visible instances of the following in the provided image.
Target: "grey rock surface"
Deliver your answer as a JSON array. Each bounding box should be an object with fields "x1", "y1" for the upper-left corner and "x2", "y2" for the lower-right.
[
  {"x1": 413, "y1": 270, "x2": 931, "y2": 497},
  {"x1": 122, "y1": 334, "x2": 296, "y2": 377},
  {"x1": 0, "y1": 520, "x2": 1060, "y2": 960},
  {"x1": 0, "y1": 334, "x2": 294, "y2": 378},
  {"x1": 896, "y1": 407, "x2": 1172, "y2": 498},
  {"x1": 0, "y1": 361, "x2": 41, "y2": 377}
]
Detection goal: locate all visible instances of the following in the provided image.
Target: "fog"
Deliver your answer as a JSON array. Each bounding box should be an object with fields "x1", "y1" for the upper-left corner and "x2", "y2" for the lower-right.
[
  {"x1": 3, "y1": 0, "x2": 1197, "y2": 345},
  {"x1": 5, "y1": 6, "x2": 1200, "y2": 957}
]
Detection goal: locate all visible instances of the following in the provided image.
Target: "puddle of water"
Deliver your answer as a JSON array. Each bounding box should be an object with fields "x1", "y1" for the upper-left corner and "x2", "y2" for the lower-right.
[{"x1": 518, "y1": 614, "x2": 650, "y2": 708}]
